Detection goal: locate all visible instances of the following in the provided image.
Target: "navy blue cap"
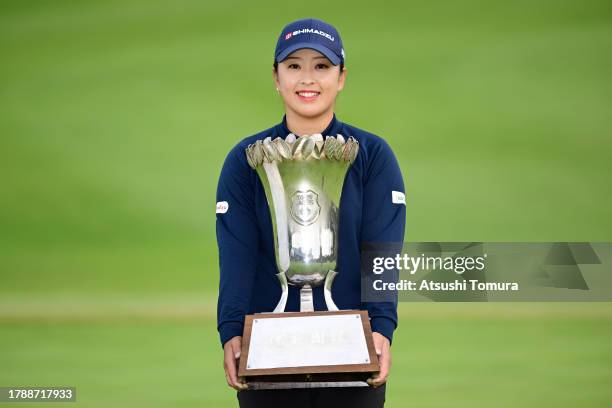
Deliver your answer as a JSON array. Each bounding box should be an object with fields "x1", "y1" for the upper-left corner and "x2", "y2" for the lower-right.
[{"x1": 274, "y1": 18, "x2": 345, "y2": 65}]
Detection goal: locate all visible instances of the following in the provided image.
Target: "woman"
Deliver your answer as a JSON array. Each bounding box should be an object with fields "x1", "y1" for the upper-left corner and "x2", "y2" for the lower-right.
[{"x1": 216, "y1": 18, "x2": 406, "y2": 408}]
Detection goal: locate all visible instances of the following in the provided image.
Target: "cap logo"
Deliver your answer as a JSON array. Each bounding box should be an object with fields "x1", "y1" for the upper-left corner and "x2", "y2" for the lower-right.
[{"x1": 287, "y1": 28, "x2": 335, "y2": 42}]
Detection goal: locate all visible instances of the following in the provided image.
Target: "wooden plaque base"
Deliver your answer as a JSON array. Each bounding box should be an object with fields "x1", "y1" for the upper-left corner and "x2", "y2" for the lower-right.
[{"x1": 238, "y1": 310, "x2": 379, "y2": 389}]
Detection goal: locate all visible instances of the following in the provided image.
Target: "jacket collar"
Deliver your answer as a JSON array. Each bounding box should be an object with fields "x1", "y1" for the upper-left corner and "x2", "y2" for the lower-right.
[{"x1": 275, "y1": 113, "x2": 342, "y2": 138}]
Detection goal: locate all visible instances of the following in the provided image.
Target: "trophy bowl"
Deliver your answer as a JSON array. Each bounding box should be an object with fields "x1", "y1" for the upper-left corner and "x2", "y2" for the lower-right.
[{"x1": 245, "y1": 133, "x2": 359, "y2": 312}]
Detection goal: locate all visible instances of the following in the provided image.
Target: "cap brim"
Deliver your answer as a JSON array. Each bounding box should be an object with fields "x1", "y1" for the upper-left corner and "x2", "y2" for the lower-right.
[{"x1": 276, "y1": 42, "x2": 341, "y2": 65}]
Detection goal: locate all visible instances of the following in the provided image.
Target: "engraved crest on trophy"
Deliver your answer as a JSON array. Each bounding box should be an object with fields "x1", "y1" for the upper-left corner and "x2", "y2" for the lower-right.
[{"x1": 291, "y1": 190, "x2": 320, "y2": 226}]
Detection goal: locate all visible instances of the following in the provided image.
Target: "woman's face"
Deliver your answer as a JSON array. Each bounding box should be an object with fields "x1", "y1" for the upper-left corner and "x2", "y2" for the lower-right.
[{"x1": 273, "y1": 48, "x2": 346, "y2": 120}]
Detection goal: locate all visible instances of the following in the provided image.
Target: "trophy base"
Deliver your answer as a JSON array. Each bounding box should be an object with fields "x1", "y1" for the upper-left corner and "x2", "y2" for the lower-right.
[
  {"x1": 238, "y1": 310, "x2": 379, "y2": 390},
  {"x1": 247, "y1": 372, "x2": 370, "y2": 390}
]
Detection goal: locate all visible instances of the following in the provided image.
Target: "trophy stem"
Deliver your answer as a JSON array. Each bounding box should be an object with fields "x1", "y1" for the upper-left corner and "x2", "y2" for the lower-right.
[
  {"x1": 300, "y1": 285, "x2": 314, "y2": 312},
  {"x1": 324, "y1": 270, "x2": 339, "y2": 311},
  {"x1": 273, "y1": 271, "x2": 289, "y2": 313}
]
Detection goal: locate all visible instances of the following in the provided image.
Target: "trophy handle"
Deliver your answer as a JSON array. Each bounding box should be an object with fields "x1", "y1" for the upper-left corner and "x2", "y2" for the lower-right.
[
  {"x1": 273, "y1": 271, "x2": 289, "y2": 313},
  {"x1": 324, "y1": 270, "x2": 339, "y2": 311}
]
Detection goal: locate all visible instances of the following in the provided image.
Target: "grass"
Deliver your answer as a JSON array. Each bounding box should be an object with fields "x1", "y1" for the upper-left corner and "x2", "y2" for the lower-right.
[
  {"x1": 1, "y1": 0, "x2": 612, "y2": 406},
  {"x1": 1, "y1": 303, "x2": 611, "y2": 407}
]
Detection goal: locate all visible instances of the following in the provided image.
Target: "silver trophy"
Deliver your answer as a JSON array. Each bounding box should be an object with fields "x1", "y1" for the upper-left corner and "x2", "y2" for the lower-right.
[
  {"x1": 245, "y1": 133, "x2": 359, "y2": 313},
  {"x1": 239, "y1": 133, "x2": 377, "y2": 389}
]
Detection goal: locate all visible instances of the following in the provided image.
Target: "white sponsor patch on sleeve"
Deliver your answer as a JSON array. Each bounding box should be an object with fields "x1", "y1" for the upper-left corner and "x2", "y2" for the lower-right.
[
  {"x1": 216, "y1": 201, "x2": 229, "y2": 214},
  {"x1": 391, "y1": 191, "x2": 406, "y2": 205}
]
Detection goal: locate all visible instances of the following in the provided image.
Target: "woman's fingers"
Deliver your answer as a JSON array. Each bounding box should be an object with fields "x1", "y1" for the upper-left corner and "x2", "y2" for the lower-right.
[
  {"x1": 224, "y1": 350, "x2": 240, "y2": 390},
  {"x1": 367, "y1": 332, "x2": 391, "y2": 388},
  {"x1": 223, "y1": 336, "x2": 249, "y2": 391}
]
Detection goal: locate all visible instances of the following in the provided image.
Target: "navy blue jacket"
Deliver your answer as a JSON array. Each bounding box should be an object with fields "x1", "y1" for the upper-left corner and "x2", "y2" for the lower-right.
[{"x1": 216, "y1": 114, "x2": 405, "y2": 347}]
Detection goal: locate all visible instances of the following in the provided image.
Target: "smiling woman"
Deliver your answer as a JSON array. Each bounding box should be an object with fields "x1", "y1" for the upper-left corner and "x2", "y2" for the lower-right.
[
  {"x1": 273, "y1": 49, "x2": 346, "y2": 131},
  {"x1": 216, "y1": 17, "x2": 406, "y2": 408}
]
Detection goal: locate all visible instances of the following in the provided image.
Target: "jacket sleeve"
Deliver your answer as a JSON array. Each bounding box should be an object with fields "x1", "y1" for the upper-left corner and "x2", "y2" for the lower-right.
[
  {"x1": 361, "y1": 138, "x2": 406, "y2": 344},
  {"x1": 216, "y1": 145, "x2": 259, "y2": 347}
]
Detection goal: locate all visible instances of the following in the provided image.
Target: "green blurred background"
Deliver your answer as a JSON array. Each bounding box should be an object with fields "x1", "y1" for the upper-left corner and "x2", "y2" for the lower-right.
[{"x1": 1, "y1": 0, "x2": 611, "y2": 406}]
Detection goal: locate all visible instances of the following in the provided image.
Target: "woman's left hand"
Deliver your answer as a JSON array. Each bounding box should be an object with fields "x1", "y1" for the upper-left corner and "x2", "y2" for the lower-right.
[{"x1": 367, "y1": 332, "x2": 391, "y2": 388}]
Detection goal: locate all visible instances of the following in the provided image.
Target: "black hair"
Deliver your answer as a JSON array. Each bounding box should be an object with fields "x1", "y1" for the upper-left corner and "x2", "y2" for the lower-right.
[{"x1": 273, "y1": 60, "x2": 345, "y2": 73}]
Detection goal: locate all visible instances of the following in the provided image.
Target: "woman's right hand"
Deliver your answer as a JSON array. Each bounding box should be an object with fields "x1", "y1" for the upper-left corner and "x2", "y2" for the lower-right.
[{"x1": 223, "y1": 336, "x2": 249, "y2": 391}]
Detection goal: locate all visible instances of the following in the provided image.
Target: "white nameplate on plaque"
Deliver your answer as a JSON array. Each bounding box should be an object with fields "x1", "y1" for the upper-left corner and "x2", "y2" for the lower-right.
[{"x1": 246, "y1": 314, "x2": 370, "y2": 370}]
